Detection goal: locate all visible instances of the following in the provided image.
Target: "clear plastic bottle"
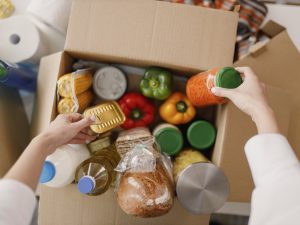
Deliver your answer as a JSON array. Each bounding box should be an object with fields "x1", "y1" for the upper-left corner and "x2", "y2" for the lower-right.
[
  {"x1": 0, "y1": 60, "x2": 37, "y2": 92},
  {"x1": 39, "y1": 144, "x2": 90, "y2": 188},
  {"x1": 75, "y1": 145, "x2": 120, "y2": 196}
]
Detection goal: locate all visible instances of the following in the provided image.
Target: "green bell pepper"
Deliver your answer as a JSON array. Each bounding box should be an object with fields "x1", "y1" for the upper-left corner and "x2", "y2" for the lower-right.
[{"x1": 139, "y1": 67, "x2": 173, "y2": 100}]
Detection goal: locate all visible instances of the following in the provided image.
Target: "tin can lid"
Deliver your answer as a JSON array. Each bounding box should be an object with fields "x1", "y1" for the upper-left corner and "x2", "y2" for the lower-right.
[
  {"x1": 187, "y1": 120, "x2": 216, "y2": 150},
  {"x1": 39, "y1": 161, "x2": 56, "y2": 183},
  {"x1": 176, "y1": 163, "x2": 229, "y2": 215},
  {"x1": 93, "y1": 66, "x2": 127, "y2": 100},
  {"x1": 155, "y1": 127, "x2": 183, "y2": 156},
  {"x1": 216, "y1": 67, "x2": 243, "y2": 89}
]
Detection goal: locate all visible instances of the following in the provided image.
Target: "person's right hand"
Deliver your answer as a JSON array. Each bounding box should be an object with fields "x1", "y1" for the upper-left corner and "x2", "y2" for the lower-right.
[
  {"x1": 211, "y1": 67, "x2": 280, "y2": 134},
  {"x1": 36, "y1": 113, "x2": 98, "y2": 156}
]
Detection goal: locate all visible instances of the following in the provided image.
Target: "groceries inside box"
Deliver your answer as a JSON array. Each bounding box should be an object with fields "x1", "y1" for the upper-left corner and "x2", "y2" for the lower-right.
[{"x1": 40, "y1": 59, "x2": 243, "y2": 217}]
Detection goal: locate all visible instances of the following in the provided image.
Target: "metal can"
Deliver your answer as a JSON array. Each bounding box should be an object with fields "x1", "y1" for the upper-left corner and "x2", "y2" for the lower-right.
[{"x1": 173, "y1": 149, "x2": 229, "y2": 215}]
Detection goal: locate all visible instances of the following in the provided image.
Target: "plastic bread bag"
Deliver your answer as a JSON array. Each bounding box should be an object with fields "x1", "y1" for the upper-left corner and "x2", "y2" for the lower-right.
[{"x1": 115, "y1": 137, "x2": 174, "y2": 218}]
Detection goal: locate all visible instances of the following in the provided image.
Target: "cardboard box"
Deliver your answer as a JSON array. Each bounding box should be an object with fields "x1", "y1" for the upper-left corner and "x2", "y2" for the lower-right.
[
  {"x1": 0, "y1": 85, "x2": 29, "y2": 177},
  {"x1": 31, "y1": 0, "x2": 239, "y2": 224},
  {"x1": 212, "y1": 20, "x2": 299, "y2": 202}
]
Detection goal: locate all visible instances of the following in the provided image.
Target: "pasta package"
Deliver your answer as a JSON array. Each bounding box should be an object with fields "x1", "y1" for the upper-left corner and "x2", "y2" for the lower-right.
[
  {"x1": 57, "y1": 69, "x2": 93, "y2": 98},
  {"x1": 57, "y1": 90, "x2": 93, "y2": 114}
]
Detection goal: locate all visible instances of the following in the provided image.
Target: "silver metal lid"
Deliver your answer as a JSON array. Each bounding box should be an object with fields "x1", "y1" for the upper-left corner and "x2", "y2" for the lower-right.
[
  {"x1": 176, "y1": 162, "x2": 229, "y2": 215},
  {"x1": 93, "y1": 66, "x2": 127, "y2": 100}
]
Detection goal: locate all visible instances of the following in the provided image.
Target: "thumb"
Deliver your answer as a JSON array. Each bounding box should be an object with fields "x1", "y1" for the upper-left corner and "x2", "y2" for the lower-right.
[
  {"x1": 211, "y1": 87, "x2": 234, "y2": 99},
  {"x1": 72, "y1": 115, "x2": 96, "y2": 131}
]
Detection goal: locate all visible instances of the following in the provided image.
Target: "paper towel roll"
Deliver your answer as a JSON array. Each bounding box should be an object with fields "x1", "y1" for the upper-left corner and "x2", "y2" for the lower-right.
[
  {"x1": 27, "y1": 0, "x2": 74, "y2": 34},
  {"x1": 0, "y1": 15, "x2": 48, "y2": 63}
]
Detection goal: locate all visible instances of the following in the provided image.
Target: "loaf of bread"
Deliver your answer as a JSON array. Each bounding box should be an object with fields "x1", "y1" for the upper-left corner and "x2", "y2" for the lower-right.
[{"x1": 117, "y1": 163, "x2": 174, "y2": 218}]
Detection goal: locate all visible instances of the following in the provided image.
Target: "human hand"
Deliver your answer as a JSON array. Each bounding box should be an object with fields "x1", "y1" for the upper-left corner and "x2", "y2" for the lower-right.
[
  {"x1": 37, "y1": 113, "x2": 97, "y2": 155},
  {"x1": 211, "y1": 67, "x2": 279, "y2": 134}
]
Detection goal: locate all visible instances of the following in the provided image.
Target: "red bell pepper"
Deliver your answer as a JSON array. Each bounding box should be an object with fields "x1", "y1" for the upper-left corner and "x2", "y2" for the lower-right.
[{"x1": 118, "y1": 92, "x2": 155, "y2": 129}]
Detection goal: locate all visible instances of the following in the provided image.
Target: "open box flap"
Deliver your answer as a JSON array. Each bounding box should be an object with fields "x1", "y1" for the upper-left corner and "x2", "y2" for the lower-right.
[
  {"x1": 65, "y1": 0, "x2": 238, "y2": 73},
  {"x1": 213, "y1": 85, "x2": 293, "y2": 202},
  {"x1": 38, "y1": 186, "x2": 210, "y2": 225},
  {"x1": 213, "y1": 26, "x2": 300, "y2": 202},
  {"x1": 30, "y1": 52, "x2": 74, "y2": 138}
]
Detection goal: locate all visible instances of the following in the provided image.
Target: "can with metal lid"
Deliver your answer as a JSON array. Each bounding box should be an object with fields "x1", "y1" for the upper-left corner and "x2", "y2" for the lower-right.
[
  {"x1": 176, "y1": 163, "x2": 229, "y2": 215},
  {"x1": 83, "y1": 101, "x2": 126, "y2": 134},
  {"x1": 187, "y1": 120, "x2": 216, "y2": 150},
  {"x1": 93, "y1": 66, "x2": 127, "y2": 100},
  {"x1": 186, "y1": 67, "x2": 242, "y2": 107},
  {"x1": 153, "y1": 123, "x2": 183, "y2": 156},
  {"x1": 173, "y1": 149, "x2": 229, "y2": 215}
]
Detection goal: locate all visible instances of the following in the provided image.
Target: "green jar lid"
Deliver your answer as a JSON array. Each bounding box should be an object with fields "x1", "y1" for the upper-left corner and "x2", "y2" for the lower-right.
[
  {"x1": 187, "y1": 120, "x2": 216, "y2": 150},
  {"x1": 216, "y1": 67, "x2": 242, "y2": 89},
  {"x1": 155, "y1": 128, "x2": 183, "y2": 156}
]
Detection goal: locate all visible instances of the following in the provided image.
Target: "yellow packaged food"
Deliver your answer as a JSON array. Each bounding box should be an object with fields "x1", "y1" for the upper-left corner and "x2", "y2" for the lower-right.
[
  {"x1": 57, "y1": 90, "x2": 93, "y2": 114},
  {"x1": 83, "y1": 102, "x2": 126, "y2": 134},
  {"x1": 57, "y1": 69, "x2": 93, "y2": 98},
  {"x1": 0, "y1": 0, "x2": 14, "y2": 19},
  {"x1": 173, "y1": 149, "x2": 209, "y2": 180}
]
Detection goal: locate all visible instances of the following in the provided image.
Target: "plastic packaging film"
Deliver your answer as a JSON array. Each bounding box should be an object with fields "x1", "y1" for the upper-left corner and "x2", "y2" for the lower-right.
[{"x1": 116, "y1": 136, "x2": 174, "y2": 217}]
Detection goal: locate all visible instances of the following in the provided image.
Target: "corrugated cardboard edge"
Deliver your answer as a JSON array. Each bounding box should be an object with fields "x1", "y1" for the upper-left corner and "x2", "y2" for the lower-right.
[
  {"x1": 30, "y1": 52, "x2": 74, "y2": 138},
  {"x1": 39, "y1": 185, "x2": 210, "y2": 225},
  {"x1": 65, "y1": 0, "x2": 238, "y2": 73}
]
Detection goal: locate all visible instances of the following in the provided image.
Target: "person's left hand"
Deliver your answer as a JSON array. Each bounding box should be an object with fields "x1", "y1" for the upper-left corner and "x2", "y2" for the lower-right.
[{"x1": 39, "y1": 113, "x2": 97, "y2": 154}]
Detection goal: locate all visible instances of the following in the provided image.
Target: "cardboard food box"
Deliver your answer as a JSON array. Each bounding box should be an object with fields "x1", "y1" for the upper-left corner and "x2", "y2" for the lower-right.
[
  {"x1": 0, "y1": 85, "x2": 29, "y2": 177},
  {"x1": 212, "y1": 20, "x2": 300, "y2": 202},
  {"x1": 31, "y1": 0, "x2": 240, "y2": 224}
]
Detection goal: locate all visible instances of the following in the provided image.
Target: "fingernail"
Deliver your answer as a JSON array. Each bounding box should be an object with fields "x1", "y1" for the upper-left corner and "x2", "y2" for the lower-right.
[
  {"x1": 90, "y1": 115, "x2": 96, "y2": 121},
  {"x1": 211, "y1": 87, "x2": 217, "y2": 93}
]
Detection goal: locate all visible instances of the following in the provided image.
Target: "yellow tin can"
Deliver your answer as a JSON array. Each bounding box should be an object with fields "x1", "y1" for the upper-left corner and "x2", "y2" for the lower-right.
[{"x1": 83, "y1": 101, "x2": 126, "y2": 134}]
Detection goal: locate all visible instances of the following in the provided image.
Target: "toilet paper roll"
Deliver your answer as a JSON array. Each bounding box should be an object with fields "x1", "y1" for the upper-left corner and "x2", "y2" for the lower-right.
[
  {"x1": 27, "y1": 0, "x2": 74, "y2": 34},
  {"x1": 0, "y1": 15, "x2": 48, "y2": 63}
]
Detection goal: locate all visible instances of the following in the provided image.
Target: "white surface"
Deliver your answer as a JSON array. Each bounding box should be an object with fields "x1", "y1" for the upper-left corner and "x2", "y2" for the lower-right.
[
  {"x1": 0, "y1": 179, "x2": 36, "y2": 225},
  {"x1": 265, "y1": 4, "x2": 300, "y2": 51},
  {"x1": 245, "y1": 134, "x2": 300, "y2": 225}
]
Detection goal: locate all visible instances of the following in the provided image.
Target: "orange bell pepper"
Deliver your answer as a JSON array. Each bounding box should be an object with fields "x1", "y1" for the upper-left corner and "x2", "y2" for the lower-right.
[{"x1": 159, "y1": 92, "x2": 196, "y2": 125}]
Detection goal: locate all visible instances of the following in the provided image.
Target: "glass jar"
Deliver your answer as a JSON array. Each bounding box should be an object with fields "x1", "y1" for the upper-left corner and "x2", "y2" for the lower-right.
[{"x1": 186, "y1": 67, "x2": 242, "y2": 107}]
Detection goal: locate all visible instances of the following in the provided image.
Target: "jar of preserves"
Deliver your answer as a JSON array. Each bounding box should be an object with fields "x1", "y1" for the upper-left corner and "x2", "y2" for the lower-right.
[
  {"x1": 186, "y1": 67, "x2": 242, "y2": 107},
  {"x1": 153, "y1": 123, "x2": 183, "y2": 156}
]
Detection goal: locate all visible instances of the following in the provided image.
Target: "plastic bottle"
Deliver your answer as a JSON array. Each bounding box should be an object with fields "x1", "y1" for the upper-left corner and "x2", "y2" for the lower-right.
[
  {"x1": 0, "y1": 59, "x2": 37, "y2": 92},
  {"x1": 39, "y1": 144, "x2": 90, "y2": 188},
  {"x1": 75, "y1": 145, "x2": 120, "y2": 196},
  {"x1": 186, "y1": 67, "x2": 243, "y2": 107}
]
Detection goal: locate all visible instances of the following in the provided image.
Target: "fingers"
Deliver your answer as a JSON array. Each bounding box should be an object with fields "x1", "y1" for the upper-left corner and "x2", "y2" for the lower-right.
[
  {"x1": 74, "y1": 132, "x2": 97, "y2": 141},
  {"x1": 67, "y1": 113, "x2": 84, "y2": 122},
  {"x1": 235, "y1": 67, "x2": 257, "y2": 79},
  {"x1": 71, "y1": 115, "x2": 96, "y2": 131},
  {"x1": 68, "y1": 139, "x2": 89, "y2": 144},
  {"x1": 211, "y1": 87, "x2": 235, "y2": 99}
]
